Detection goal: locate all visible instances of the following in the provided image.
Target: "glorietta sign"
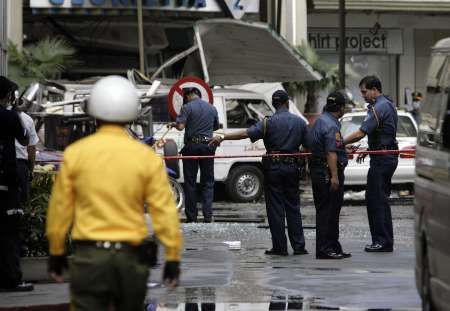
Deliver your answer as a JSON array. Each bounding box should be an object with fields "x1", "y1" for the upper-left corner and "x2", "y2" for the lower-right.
[
  {"x1": 308, "y1": 28, "x2": 403, "y2": 54},
  {"x1": 30, "y1": 0, "x2": 259, "y2": 14}
]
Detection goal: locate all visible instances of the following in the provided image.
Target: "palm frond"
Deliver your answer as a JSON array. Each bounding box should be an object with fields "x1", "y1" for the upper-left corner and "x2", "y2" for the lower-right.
[{"x1": 8, "y1": 37, "x2": 78, "y2": 90}]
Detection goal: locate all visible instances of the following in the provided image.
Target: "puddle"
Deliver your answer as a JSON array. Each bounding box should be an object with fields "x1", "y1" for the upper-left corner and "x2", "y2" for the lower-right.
[{"x1": 145, "y1": 292, "x2": 419, "y2": 311}]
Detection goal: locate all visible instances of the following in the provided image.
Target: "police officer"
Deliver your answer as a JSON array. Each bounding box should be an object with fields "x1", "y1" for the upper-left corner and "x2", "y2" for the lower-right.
[
  {"x1": 170, "y1": 87, "x2": 219, "y2": 223},
  {"x1": 210, "y1": 90, "x2": 308, "y2": 256},
  {"x1": 46, "y1": 76, "x2": 182, "y2": 310},
  {"x1": 0, "y1": 77, "x2": 32, "y2": 292},
  {"x1": 308, "y1": 91, "x2": 350, "y2": 259},
  {"x1": 344, "y1": 75, "x2": 398, "y2": 252}
]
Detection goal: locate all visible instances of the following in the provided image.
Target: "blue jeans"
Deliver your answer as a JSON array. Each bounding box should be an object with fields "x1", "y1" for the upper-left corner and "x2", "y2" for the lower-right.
[
  {"x1": 263, "y1": 161, "x2": 306, "y2": 252},
  {"x1": 182, "y1": 143, "x2": 215, "y2": 222},
  {"x1": 366, "y1": 156, "x2": 398, "y2": 247}
]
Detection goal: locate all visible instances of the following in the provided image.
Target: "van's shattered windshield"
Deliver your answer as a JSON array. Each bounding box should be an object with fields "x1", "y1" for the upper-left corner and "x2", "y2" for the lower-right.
[{"x1": 225, "y1": 99, "x2": 273, "y2": 129}]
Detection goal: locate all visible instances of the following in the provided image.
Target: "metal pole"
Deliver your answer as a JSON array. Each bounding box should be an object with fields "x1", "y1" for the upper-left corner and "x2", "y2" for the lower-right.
[
  {"x1": 270, "y1": 0, "x2": 276, "y2": 30},
  {"x1": 276, "y1": 0, "x2": 282, "y2": 35},
  {"x1": 137, "y1": 0, "x2": 145, "y2": 74},
  {"x1": 0, "y1": 0, "x2": 7, "y2": 76},
  {"x1": 338, "y1": 0, "x2": 346, "y2": 88}
]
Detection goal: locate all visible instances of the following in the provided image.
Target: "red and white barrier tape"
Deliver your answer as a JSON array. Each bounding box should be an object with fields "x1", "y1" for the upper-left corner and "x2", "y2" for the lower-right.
[{"x1": 36, "y1": 149, "x2": 416, "y2": 164}]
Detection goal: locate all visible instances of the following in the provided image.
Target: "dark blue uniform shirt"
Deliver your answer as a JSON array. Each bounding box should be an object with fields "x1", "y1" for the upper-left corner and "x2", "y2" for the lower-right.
[
  {"x1": 176, "y1": 98, "x2": 219, "y2": 139},
  {"x1": 360, "y1": 95, "x2": 398, "y2": 151},
  {"x1": 246, "y1": 107, "x2": 308, "y2": 152},
  {"x1": 0, "y1": 106, "x2": 26, "y2": 189},
  {"x1": 308, "y1": 112, "x2": 348, "y2": 167}
]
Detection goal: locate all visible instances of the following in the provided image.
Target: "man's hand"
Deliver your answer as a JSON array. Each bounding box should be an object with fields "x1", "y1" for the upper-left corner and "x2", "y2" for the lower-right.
[
  {"x1": 356, "y1": 149, "x2": 368, "y2": 164},
  {"x1": 208, "y1": 136, "x2": 223, "y2": 147},
  {"x1": 48, "y1": 255, "x2": 68, "y2": 283},
  {"x1": 330, "y1": 176, "x2": 339, "y2": 192},
  {"x1": 163, "y1": 261, "x2": 180, "y2": 289},
  {"x1": 346, "y1": 144, "x2": 360, "y2": 154}
]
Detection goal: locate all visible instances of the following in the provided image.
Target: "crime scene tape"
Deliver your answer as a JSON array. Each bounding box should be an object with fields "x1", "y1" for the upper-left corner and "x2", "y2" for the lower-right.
[{"x1": 36, "y1": 149, "x2": 416, "y2": 164}]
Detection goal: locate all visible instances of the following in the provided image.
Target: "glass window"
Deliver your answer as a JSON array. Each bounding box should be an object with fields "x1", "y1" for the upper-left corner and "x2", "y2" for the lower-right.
[
  {"x1": 341, "y1": 115, "x2": 417, "y2": 138},
  {"x1": 225, "y1": 99, "x2": 273, "y2": 129},
  {"x1": 148, "y1": 96, "x2": 171, "y2": 123},
  {"x1": 420, "y1": 54, "x2": 447, "y2": 134}
]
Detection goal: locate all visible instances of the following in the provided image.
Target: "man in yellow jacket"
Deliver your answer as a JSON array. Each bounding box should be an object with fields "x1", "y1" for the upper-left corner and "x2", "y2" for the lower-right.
[{"x1": 46, "y1": 76, "x2": 182, "y2": 311}]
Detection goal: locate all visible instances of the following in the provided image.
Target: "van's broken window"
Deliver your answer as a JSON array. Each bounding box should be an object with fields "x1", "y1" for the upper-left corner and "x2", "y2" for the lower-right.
[{"x1": 225, "y1": 99, "x2": 273, "y2": 129}]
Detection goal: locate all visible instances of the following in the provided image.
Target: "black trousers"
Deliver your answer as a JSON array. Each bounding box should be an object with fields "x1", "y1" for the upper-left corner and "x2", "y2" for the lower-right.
[
  {"x1": 181, "y1": 143, "x2": 215, "y2": 222},
  {"x1": 263, "y1": 161, "x2": 306, "y2": 252},
  {"x1": 366, "y1": 156, "x2": 398, "y2": 247},
  {"x1": 0, "y1": 190, "x2": 22, "y2": 288},
  {"x1": 17, "y1": 159, "x2": 30, "y2": 204},
  {"x1": 310, "y1": 164, "x2": 345, "y2": 256}
]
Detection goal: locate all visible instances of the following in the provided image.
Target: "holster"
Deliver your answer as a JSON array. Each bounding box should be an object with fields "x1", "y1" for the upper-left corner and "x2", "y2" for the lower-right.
[{"x1": 138, "y1": 237, "x2": 158, "y2": 267}]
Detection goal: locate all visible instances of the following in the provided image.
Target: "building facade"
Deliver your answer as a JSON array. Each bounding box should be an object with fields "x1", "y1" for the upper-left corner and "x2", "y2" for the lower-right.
[{"x1": 309, "y1": 0, "x2": 450, "y2": 108}]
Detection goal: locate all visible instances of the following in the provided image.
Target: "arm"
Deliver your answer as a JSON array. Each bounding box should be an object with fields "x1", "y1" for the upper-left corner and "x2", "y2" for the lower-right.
[
  {"x1": 14, "y1": 112, "x2": 29, "y2": 146},
  {"x1": 326, "y1": 152, "x2": 339, "y2": 192},
  {"x1": 145, "y1": 156, "x2": 182, "y2": 262},
  {"x1": 343, "y1": 129, "x2": 366, "y2": 145},
  {"x1": 46, "y1": 153, "x2": 75, "y2": 282},
  {"x1": 27, "y1": 145, "x2": 36, "y2": 172},
  {"x1": 209, "y1": 129, "x2": 250, "y2": 146},
  {"x1": 171, "y1": 105, "x2": 189, "y2": 131}
]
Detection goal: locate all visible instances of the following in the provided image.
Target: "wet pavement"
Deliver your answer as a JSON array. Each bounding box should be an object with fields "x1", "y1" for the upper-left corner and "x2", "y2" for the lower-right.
[{"x1": 0, "y1": 203, "x2": 420, "y2": 311}]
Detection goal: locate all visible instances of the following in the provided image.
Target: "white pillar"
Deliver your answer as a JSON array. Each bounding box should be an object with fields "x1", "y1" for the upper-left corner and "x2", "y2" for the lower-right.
[
  {"x1": 7, "y1": 0, "x2": 23, "y2": 50},
  {"x1": 279, "y1": 0, "x2": 308, "y2": 112},
  {"x1": 0, "y1": 0, "x2": 7, "y2": 75}
]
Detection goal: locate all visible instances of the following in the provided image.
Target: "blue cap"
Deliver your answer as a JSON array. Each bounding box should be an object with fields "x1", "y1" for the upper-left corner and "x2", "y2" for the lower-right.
[{"x1": 272, "y1": 90, "x2": 289, "y2": 104}]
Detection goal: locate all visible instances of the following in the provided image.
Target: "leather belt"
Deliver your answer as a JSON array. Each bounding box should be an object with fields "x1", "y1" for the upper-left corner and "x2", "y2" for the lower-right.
[
  {"x1": 74, "y1": 240, "x2": 138, "y2": 251},
  {"x1": 185, "y1": 136, "x2": 211, "y2": 144}
]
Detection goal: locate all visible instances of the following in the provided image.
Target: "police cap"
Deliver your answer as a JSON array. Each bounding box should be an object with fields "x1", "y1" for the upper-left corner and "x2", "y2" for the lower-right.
[
  {"x1": 325, "y1": 91, "x2": 346, "y2": 111},
  {"x1": 182, "y1": 87, "x2": 202, "y2": 98},
  {"x1": 272, "y1": 90, "x2": 289, "y2": 105},
  {"x1": 0, "y1": 76, "x2": 18, "y2": 99}
]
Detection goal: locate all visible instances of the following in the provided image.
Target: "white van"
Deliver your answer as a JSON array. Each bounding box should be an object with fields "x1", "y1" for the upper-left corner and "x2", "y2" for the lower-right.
[{"x1": 149, "y1": 87, "x2": 308, "y2": 203}]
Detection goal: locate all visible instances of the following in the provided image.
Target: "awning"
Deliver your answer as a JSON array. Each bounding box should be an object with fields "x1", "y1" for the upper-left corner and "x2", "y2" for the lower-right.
[
  {"x1": 152, "y1": 19, "x2": 321, "y2": 85},
  {"x1": 312, "y1": 0, "x2": 450, "y2": 12}
]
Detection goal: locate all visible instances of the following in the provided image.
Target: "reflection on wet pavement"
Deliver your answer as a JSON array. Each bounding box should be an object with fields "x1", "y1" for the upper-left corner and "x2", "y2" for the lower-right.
[
  {"x1": 143, "y1": 206, "x2": 419, "y2": 311},
  {"x1": 144, "y1": 293, "x2": 419, "y2": 310}
]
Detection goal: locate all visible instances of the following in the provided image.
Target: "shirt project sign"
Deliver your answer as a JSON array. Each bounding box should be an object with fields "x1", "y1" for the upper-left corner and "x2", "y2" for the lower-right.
[
  {"x1": 30, "y1": 0, "x2": 259, "y2": 15},
  {"x1": 308, "y1": 28, "x2": 403, "y2": 54}
]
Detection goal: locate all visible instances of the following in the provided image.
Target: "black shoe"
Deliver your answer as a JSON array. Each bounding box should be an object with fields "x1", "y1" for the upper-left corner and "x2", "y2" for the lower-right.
[
  {"x1": 340, "y1": 252, "x2": 352, "y2": 258},
  {"x1": 316, "y1": 252, "x2": 344, "y2": 259},
  {"x1": 364, "y1": 243, "x2": 393, "y2": 252},
  {"x1": 203, "y1": 218, "x2": 213, "y2": 223},
  {"x1": 0, "y1": 282, "x2": 34, "y2": 292},
  {"x1": 293, "y1": 249, "x2": 309, "y2": 255},
  {"x1": 265, "y1": 249, "x2": 288, "y2": 256}
]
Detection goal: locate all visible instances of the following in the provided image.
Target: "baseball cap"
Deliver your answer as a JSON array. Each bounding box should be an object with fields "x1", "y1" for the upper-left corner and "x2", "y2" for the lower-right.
[
  {"x1": 326, "y1": 91, "x2": 346, "y2": 107},
  {"x1": 272, "y1": 90, "x2": 289, "y2": 104}
]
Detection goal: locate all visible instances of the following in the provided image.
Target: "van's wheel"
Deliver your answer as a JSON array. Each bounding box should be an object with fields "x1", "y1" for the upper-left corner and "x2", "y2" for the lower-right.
[
  {"x1": 169, "y1": 176, "x2": 184, "y2": 213},
  {"x1": 225, "y1": 165, "x2": 263, "y2": 202},
  {"x1": 163, "y1": 140, "x2": 180, "y2": 178},
  {"x1": 422, "y1": 243, "x2": 436, "y2": 311}
]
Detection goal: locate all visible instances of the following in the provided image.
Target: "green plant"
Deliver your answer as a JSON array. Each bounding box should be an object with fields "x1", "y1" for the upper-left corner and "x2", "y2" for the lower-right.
[
  {"x1": 20, "y1": 173, "x2": 53, "y2": 257},
  {"x1": 285, "y1": 42, "x2": 358, "y2": 113},
  {"x1": 8, "y1": 37, "x2": 77, "y2": 90}
]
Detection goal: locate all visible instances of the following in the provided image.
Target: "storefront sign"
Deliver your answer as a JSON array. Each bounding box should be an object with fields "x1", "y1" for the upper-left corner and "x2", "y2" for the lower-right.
[
  {"x1": 308, "y1": 28, "x2": 403, "y2": 54},
  {"x1": 29, "y1": 0, "x2": 259, "y2": 15}
]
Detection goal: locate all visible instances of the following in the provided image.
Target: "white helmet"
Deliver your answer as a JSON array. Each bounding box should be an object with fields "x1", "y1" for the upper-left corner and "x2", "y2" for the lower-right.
[{"x1": 88, "y1": 76, "x2": 139, "y2": 122}]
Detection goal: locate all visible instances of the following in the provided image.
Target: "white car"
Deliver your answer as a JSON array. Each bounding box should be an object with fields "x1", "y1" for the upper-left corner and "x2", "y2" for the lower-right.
[{"x1": 340, "y1": 111, "x2": 418, "y2": 186}]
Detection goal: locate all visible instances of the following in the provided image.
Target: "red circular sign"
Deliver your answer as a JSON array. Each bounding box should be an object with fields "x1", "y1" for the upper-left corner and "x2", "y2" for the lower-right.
[{"x1": 167, "y1": 76, "x2": 213, "y2": 119}]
